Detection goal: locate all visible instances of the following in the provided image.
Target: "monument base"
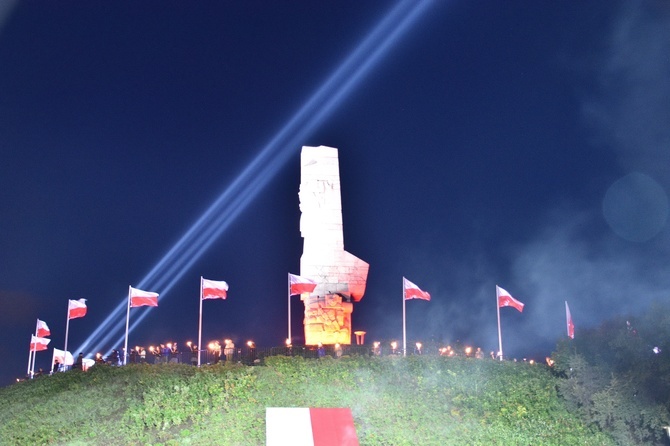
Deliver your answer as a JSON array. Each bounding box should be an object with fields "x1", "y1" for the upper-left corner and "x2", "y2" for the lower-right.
[{"x1": 301, "y1": 294, "x2": 352, "y2": 345}]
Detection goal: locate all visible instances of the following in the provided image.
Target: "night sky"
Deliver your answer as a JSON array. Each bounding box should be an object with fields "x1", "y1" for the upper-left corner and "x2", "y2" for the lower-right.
[{"x1": 2, "y1": 1, "x2": 670, "y2": 386}]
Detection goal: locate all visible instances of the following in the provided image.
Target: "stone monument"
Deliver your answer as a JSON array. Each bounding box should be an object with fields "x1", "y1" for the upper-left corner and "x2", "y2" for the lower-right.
[{"x1": 299, "y1": 145, "x2": 369, "y2": 346}]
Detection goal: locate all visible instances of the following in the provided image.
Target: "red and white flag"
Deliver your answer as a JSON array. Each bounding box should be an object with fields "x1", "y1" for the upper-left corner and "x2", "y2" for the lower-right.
[
  {"x1": 201, "y1": 278, "x2": 229, "y2": 300},
  {"x1": 289, "y1": 273, "x2": 317, "y2": 296},
  {"x1": 53, "y1": 348, "x2": 74, "y2": 366},
  {"x1": 565, "y1": 301, "x2": 574, "y2": 339},
  {"x1": 30, "y1": 335, "x2": 50, "y2": 352},
  {"x1": 68, "y1": 299, "x2": 87, "y2": 319},
  {"x1": 496, "y1": 285, "x2": 524, "y2": 312},
  {"x1": 36, "y1": 319, "x2": 50, "y2": 337},
  {"x1": 403, "y1": 277, "x2": 431, "y2": 301},
  {"x1": 266, "y1": 407, "x2": 359, "y2": 446},
  {"x1": 129, "y1": 286, "x2": 159, "y2": 307}
]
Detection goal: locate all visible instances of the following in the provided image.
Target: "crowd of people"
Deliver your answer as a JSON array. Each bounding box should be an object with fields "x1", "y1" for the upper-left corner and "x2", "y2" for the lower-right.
[
  {"x1": 84, "y1": 341, "x2": 500, "y2": 367},
  {"x1": 86, "y1": 339, "x2": 244, "y2": 367},
  {"x1": 92, "y1": 341, "x2": 199, "y2": 366},
  {"x1": 23, "y1": 339, "x2": 533, "y2": 381}
]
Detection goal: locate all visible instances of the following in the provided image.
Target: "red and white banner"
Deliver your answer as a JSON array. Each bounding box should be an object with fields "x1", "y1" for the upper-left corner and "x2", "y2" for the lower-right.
[
  {"x1": 36, "y1": 319, "x2": 50, "y2": 337},
  {"x1": 202, "y1": 278, "x2": 229, "y2": 300},
  {"x1": 129, "y1": 286, "x2": 159, "y2": 307},
  {"x1": 289, "y1": 273, "x2": 317, "y2": 296},
  {"x1": 566, "y1": 301, "x2": 574, "y2": 339},
  {"x1": 68, "y1": 299, "x2": 87, "y2": 319},
  {"x1": 496, "y1": 285, "x2": 524, "y2": 312},
  {"x1": 266, "y1": 407, "x2": 359, "y2": 446},
  {"x1": 403, "y1": 277, "x2": 431, "y2": 301},
  {"x1": 30, "y1": 335, "x2": 50, "y2": 352}
]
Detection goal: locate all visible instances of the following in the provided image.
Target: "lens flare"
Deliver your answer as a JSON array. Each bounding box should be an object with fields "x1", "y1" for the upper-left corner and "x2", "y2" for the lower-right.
[{"x1": 76, "y1": 0, "x2": 434, "y2": 356}]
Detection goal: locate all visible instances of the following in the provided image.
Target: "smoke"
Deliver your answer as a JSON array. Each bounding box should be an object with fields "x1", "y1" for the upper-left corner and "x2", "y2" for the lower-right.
[
  {"x1": 602, "y1": 172, "x2": 669, "y2": 242},
  {"x1": 364, "y1": 202, "x2": 670, "y2": 359},
  {"x1": 583, "y1": 2, "x2": 670, "y2": 180},
  {"x1": 580, "y1": 1, "x2": 670, "y2": 243},
  {"x1": 511, "y1": 206, "x2": 670, "y2": 344},
  {"x1": 0, "y1": 1, "x2": 17, "y2": 39},
  {"x1": 574, "y1": 2, "x2": 670, "y2": 321},
  {"x1": 397, "y1": 3, "x2": 670, "y2": 356},
  {"x1": 502, "y1": 1, "x2": 670, "y2": 347},
  {"x1": 509, "y1": 0, "x2": 670, "y2": 345}
]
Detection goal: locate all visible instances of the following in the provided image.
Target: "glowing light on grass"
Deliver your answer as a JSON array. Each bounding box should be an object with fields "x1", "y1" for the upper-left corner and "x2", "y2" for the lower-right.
[{"x1": 76, "y1": 0, "x2": 434, "y2": 356}]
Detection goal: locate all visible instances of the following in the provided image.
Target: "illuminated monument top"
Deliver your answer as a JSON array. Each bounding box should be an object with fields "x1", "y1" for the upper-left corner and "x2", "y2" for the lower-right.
[{"x1": 299, "y1": 145, "x2": 369, "y2": 345}]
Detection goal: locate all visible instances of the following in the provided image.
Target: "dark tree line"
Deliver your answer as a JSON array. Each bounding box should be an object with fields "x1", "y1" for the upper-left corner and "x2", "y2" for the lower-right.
[{"x1": 552, "y1": 301, "x2": 670, "y2": 445}]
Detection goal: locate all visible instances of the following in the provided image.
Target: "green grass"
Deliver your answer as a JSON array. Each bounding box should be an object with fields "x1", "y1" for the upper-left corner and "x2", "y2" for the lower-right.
[{"x1": 0, "y1": 355, "x2": 613, "y2": 445}]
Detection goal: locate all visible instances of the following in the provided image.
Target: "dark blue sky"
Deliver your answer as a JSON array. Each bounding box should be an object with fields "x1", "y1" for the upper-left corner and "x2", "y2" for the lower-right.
[{"x1": 2, "y1": 1, "x2": 669, "y2": 385}]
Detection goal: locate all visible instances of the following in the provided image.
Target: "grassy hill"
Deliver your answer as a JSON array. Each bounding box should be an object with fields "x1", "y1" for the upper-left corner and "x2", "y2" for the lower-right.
[{"x1": 0, "y1": 355, "x2": 612, "y2": 445}]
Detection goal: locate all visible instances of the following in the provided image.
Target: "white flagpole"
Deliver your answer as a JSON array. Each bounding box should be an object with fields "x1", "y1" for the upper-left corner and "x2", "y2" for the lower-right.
[
  {"x1": 497, "y1": 289, "x2": 503, "y2": 361},
  {"x1": 63, "y1": 304, "x2": 71, "y2": 371},
  {"x1": 30, "y1": 336, "x2": 37, "y2": 378},
  {"x1": 33, "y1": 320, "x2": 40, "y2": 374},
  {"x1": 288, "y1": 273, "x2": 292, "y2": 344},
  {"x1": 30, "y1": 336, "x2": 38, "y2": 378},
  {"x1": 27, "y1": 343, "x2": 33, "y2": 378},
  {"x1": 198, "y1": 276, "x2": 204, "y2": 367},
  {"x1": 28, "y1": 319, "x2": 38, "y2": 377},
  {"x1": 402, "y1": 277, "x2": 407, "y2": 357},
  {"x1": 124, "y1": 286, "x2": 131, "y2": 365},
  {"x1": 28, "y1": 335, "x2": 35, "y2": 378}
]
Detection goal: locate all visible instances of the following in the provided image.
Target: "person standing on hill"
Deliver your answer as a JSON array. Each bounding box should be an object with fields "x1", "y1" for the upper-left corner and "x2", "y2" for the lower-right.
[
  {"x1": 161, "y1": 344, "x2": 170, "y2": 364},
  {"x1": 109, "y1": 349, "x2": 118, "y2": 366},
  {"x1": 171, "y1": 343, "x2": 180, "y2": 363},
  {"x1": 224, "y1": 339, "x2": 235, "y2": 362},
  {"x1": 73, "y1": 353, "x2": 84, "y2": 370},
  {"x1": 190, "y1": 344, "x2": 198, "y2": 366}
]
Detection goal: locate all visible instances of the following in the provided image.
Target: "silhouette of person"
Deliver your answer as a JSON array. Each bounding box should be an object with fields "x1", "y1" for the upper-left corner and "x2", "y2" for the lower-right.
[{"x1": 73, "y1": 353, "x2": 84, "y2": 370}]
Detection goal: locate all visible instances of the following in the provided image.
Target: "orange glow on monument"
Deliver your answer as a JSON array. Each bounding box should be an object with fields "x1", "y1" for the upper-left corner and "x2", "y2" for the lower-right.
[{"x1": 299, "y1": 145, "x2": 369, "y2": 346}]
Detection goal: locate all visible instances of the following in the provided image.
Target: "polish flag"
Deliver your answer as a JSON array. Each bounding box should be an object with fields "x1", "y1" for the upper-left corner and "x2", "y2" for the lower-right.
[
  {"x1": 266, "y1": 407, "x2": 359, "y2": 446},
  {"x1": 496, "y1": 285, "x2": 524, "y2": 312},
  {"x1": 403, "y1": 277, "x2": 431, "y2": 301},
  {"x1": 68, "y1": 299, "x2": 87, "y2": 319},
  {"x1": 30, "y1": 335, "x2": 50, "y2": 352},
  {"x1": 129, "y1": 286, "x2": 159, "y2": 307},
  {"x1": 289, "y1": 273, "x2": 317, "y2": 296},
  {"x1": 53, "y1": 348, "x2": 74, "y2": 366},
  {"x1": 566, "y1": 301, "x2": 574, "y2": 339},
  {"x1": 36, "y1": 319, "x2": 50, "y2": 337},
  {"x1": 202, "y1": 278, "x2": 229, "y2": 300}
]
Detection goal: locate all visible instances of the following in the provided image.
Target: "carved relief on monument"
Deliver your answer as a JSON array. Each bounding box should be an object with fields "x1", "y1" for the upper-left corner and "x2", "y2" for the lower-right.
[{"x1": 299, "y1": 145, "x2": 369, "y2": 346}]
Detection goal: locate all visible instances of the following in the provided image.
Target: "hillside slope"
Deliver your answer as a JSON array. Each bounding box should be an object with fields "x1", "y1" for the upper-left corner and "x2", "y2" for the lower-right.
[{"x1": 0, "y1": 356, "x2": 612, "y2": 445}]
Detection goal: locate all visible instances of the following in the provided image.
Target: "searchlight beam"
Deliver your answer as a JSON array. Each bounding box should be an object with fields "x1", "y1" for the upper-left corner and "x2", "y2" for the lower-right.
[{"x1": 76, "y1": 0, "x2": 433, "y2": 356}]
